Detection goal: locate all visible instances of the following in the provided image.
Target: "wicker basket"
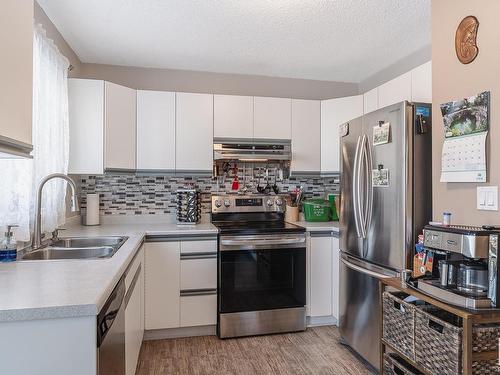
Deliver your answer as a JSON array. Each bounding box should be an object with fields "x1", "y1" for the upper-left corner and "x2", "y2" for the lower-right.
[
  {"x1": 383, "y1": 353, "x2": 424, "y2": 375},
  {"x1": 473, "y1": 324, "x2": 500, "y2": 352},
  {"x1": 383, "y1": 291, "x2": 418, "y2": 361},
  {"x1": 472, "y1": 360, "x2": 500, "y2": 375},
  {"x1": 414, "y1": 306, "x2": 463, "y2": 375}
]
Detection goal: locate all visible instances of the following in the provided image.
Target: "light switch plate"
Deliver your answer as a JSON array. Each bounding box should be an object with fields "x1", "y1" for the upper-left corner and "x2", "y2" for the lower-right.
[{"x1": 477, "y1": 186, "x2": 498, "y2": 211}]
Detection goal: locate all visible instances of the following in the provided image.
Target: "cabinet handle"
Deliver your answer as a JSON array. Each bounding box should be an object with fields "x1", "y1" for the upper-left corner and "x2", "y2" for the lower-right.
[
  {"x1": 180, "y1": 288, "x2": 217, "y2": 297},
  {"x1": 180, "y1": 253, "x2": 217, "y2": 260}
]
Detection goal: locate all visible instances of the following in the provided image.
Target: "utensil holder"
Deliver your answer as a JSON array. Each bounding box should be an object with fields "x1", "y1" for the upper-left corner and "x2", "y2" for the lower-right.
[{"x1": 285, "y1": 205, "x2": 299, "y2": 222}]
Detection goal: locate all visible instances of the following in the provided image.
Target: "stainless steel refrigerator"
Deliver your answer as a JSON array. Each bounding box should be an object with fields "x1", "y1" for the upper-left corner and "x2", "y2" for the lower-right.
[{"x1": 339, "y1": 101, "x2": 432, "y2": 370}]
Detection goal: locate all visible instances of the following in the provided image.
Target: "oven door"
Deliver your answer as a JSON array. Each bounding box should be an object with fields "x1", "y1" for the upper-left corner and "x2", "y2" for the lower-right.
[{"x1": 218, "y1": 233, "x2": 306, "y2": 314}]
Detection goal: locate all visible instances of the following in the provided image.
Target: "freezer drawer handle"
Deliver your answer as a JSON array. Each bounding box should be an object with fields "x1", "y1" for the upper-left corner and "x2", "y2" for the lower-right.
[{"x1": 340, "y1": 258, "x2": 392, "y2": 279}]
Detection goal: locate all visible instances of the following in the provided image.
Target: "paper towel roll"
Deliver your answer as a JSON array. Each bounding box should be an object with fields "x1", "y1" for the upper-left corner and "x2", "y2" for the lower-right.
[{"x1": 85, "y1": 193, "x2": 100, "y2": 226}]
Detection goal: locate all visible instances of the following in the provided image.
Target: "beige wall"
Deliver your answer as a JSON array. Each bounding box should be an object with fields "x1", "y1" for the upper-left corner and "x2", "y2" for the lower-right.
[
  {"x1": 432, "y1": 0, "x2": 500, "y2": 225},
  {"x1": 77, "y1": 63, "x2": 358, "y2": 100}
]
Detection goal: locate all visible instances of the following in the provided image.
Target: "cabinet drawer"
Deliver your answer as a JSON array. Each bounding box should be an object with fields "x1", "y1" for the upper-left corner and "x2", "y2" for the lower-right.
[
  {"x1": 180, "y1": 256, "x2": 217, "y2": 290},
  {"x1": 180, "y1": 294, "x2": 217, "y2": 327},
  {"x1": 180, "y1": 239, "x2": 217, "y2": 254}
]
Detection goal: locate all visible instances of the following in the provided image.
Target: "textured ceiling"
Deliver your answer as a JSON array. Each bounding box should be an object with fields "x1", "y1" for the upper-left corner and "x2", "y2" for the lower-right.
[{"x1": 38, "y1": 0, "x2": 431, "y2": 83}]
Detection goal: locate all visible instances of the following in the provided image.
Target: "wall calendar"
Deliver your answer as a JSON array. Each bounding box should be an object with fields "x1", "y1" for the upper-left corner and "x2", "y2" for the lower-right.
[{"x1": 440, "y1": 91, "x2": 489, "y2": 183}]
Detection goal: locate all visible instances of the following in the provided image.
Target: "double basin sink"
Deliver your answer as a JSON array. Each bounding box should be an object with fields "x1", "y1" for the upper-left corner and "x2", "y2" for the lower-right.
[{"x1": 20, "y1": 236, "x2": 128, "y2": 261}]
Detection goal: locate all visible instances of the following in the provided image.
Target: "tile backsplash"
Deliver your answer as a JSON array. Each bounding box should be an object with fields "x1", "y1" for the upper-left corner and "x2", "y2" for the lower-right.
[{"x1": 80, "y1": 170, "x2": 340, "y2": 216}]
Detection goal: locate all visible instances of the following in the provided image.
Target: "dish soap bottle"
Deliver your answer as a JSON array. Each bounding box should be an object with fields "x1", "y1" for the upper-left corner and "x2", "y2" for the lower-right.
[{"x1": 0, "y1": 225, "x2": 19, "y2": 262}]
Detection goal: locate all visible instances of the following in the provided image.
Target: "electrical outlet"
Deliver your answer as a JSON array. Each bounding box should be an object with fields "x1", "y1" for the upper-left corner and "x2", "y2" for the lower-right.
[{"x1": 477, "y1": 186, "x2": 498, "y2": 211}]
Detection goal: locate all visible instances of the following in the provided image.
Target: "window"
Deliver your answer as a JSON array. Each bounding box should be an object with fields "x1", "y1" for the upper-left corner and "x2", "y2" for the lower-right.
[{"x1": 0, "y1": 24, "x2": 70, "y2": 241}]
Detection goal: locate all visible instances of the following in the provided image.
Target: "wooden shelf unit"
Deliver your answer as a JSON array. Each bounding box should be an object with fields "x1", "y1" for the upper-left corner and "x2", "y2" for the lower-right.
[{"x1": 379, "y1": 277, "x2": 500, "y2": 375}]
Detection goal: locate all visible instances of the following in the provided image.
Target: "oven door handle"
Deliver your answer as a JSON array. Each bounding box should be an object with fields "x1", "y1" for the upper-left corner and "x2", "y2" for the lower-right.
[{"x1": 220, "y1": 238, "x2": 306, "y2": 246}]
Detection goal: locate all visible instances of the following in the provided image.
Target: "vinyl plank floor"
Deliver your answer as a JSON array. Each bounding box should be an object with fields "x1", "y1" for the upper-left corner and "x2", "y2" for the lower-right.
[{"x1": 136, "y1": 326, "x2": 375, "y2": 375}]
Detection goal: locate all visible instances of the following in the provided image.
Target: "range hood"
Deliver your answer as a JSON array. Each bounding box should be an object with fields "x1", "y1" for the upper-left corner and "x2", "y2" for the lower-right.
[{"x1": 213, "y1": 138, "x2": 291, "y2": 162}]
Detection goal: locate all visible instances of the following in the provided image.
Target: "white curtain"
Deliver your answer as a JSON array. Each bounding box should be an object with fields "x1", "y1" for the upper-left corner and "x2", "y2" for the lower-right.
[{"x1": 0, "y1": 24, "x2": 70, "y2": 241}]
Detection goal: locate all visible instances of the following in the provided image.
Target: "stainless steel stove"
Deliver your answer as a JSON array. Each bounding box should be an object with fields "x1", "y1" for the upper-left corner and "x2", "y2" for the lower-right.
[{"x1": 211, "y1": 194, "x2": 306, "y2": 338}]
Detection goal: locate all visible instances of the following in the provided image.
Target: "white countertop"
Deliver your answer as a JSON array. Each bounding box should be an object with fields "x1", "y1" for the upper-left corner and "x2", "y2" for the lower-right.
[
  {"x1": 289, "y1": 220, "x2": 340, "y2": 232},
  {"x1": 0, "y1": 221, "x2": 218, "y2": 323}
]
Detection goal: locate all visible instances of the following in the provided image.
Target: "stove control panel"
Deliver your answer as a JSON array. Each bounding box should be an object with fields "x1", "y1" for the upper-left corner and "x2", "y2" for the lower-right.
[{"x1": 211, "y1": 194, "x2": 287, "y2": 213}]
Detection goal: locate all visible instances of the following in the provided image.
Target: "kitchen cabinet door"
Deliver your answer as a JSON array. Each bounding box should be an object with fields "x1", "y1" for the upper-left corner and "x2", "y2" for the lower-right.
[
  {"x1": 176, "y1": 93, "x2": 213, "y2": 172},
  {"x1": 253, "y1": 97, "x2": 291, "y2": 139},
  {"x1": 363, "y1": 88, "x2": 378, "y2": 115},
  {"x1": 137, "y1": 90, "x2": 176, "y2": 171},
  {"x1": 105, "y1": 82, "x2": 137, "y2": 171},
  {"x1": 180, "y1": 294, "x2": 217, "y2": 327},
  {"x1": 214, "y1": 95, "x2": 253, "y2": 139},
  {"x1": 321, "y1": 95, "x2": 363, "y2": 174},
  {"x1": 291, "y1": 99, "x2": 321, "y2": 173},
  {"x1": 68, "y1": 79, "x2": 105, "y2": 174},
  {"x1": 0, "y1": 0, "x2": 33, "y2": 158},
  {"x1": 411, "y1": 61, "x2": 432, "y2": 103},
  {"x1": 125, "y1": 247, "x2": 144, "y2": 375},
  {"x1": 331, "y1": 237, "x2": 340, "y2": 323},
  {"x1": 309, "y1": 234, "x2": 333, "y2": 317},
  {"x1": 377, "y1": 71, "x2": 412, "y2": 109},
  {"x1": 145, "y1": 242, "x2": 180, "y2": 330}
]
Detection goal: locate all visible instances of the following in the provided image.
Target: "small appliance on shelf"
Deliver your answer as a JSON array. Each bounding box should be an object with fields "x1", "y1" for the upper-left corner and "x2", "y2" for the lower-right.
[
  {"x1": 414, "y1": 224, "x2": 500, "y2": 309},
  {"x1": 176, "y1": 189, "x2": 201, "y2": 224}
]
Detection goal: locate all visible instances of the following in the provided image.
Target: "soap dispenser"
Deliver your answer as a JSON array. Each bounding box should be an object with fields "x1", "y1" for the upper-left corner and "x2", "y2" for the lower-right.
[{"x1": 0, "y1": 225, "x2": 19, "y2": 262}]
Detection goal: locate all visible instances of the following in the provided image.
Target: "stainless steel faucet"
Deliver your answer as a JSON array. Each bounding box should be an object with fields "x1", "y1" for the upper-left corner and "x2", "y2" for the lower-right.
[{"x1": 32, "y1": 173, "x2": 79, "y2": 250}]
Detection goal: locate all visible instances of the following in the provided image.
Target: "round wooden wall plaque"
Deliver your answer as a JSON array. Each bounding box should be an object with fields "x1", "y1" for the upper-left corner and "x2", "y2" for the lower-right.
[{"x1": 455, "y1": 16, "x2": 479, "y2": 64}]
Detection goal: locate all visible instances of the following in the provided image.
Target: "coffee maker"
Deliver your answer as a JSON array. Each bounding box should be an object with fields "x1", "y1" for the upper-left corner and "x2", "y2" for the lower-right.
[{"x1": 415, "y1": 224, "x2": 500, "y2": 309}]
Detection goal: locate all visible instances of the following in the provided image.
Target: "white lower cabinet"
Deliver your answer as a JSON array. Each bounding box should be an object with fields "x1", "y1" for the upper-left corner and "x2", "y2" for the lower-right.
[
  {"x1": 180, "y1": 256, "x2": 217, "y2": 290},
  {"x1": 145, "y1": 238, "x2": 217, "y2": 331},
  {"x1": 331, "y1": 237, "x2": 340, "y2": 321},
  {"x1": 307, "y1": 231, "x2": 340, "y2": 324},
  {"x1": 145, "y1": 241, "x2": 180, "y2": 330},
  {"x1": 125, "y1": 246, "x2": 145, "y2": 375},
  {"x1": 309, "y1": 233, "x2": 333, "y2": 317},
  {"x1": 180, "y1": 294, "x2": 217, "y2": 327}
]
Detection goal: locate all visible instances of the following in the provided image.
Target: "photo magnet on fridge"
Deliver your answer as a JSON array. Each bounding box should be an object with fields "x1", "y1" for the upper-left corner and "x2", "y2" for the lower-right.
[
  {"x1": 373, "y1": 122, "x2": 391, "y2": 145},
  {"x1": 372, "y1": 168, "x2": 390, "y2": 187}
]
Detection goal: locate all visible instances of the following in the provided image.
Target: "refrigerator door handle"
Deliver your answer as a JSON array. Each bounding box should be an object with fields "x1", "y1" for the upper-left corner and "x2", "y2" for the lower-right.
[
  {"x1": 362, "y1": 136, "x2": 374, "y2": 239},
  {"x1": 352, "y1": 135, "x2": 363, "y2": 238},
  {"x1": 340, "y1": 257, "x2": 394, "y2": 279},
  {"x1": 358, "y1": 134, "x2": 368, "y2": 239}
]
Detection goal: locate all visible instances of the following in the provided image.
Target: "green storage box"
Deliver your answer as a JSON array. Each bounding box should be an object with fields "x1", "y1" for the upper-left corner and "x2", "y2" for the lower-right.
[{"x1": 303, "y1": 199, "x2": 331, "y2": 222}]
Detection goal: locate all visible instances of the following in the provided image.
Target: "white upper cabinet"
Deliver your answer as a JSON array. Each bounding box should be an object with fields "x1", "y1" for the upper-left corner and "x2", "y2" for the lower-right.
[
  {"x1": 68, "y1": 79, "x2": 105, "y2": 174},
  {"x1": 136, "y1": 90, "x2": 176, "y2": 171},
  {"x1": 361, "y1": 61, "x2": 432, "y2": 114},
  {"x1": 0, "y1": 0, "x2": 33, "y2": 157},
  {"x1": 291, "y1": 99, "x2": 321, "y2": 173},
  {"x1": 176, "y1": 92, "x2": 214, "y2": 172},
  {"x1": 411, "y1": 61, "x2": 432, "y2": 103},
  {"x1": 377, "y1": 71, "x2": 412, "y2": 109},
  {"x1": 254, "y1": 97, "x2": 292, "y2": 139},
  {"x1": 321, "y1": 95, "x2": 363, "y2": 174},
  {"x1": 214, "y1": 95, "x2": 253, "y2": 139},
  {"x1": 363, "y1": 87, "x2": 378, "y2": 115},
  {"x1": 68, "y1": 79, "x2": 136, "y2": 174},
  {"x1": 104, "y1": 82, "x2": 137, "y2": 171}
]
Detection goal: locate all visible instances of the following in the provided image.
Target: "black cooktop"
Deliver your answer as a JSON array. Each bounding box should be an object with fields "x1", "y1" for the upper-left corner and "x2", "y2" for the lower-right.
[{"x1": 211, "y1": 220, "x2": 305, "y2": 235}]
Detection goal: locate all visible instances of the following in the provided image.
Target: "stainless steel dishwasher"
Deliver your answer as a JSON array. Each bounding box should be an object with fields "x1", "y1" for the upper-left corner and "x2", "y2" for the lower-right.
[{"x1": 97, "y1": 275, "x2": 126, "y2": 375}]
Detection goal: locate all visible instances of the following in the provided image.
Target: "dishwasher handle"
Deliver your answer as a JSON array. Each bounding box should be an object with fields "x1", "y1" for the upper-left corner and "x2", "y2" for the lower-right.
[{"x1": 97, "y1": 275, "x2": 125, "y2": 348}]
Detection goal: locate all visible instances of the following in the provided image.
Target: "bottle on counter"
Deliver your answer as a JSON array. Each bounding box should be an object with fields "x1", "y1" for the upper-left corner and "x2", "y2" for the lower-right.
[{"x1": 0, "y1": 225, "x2": 19, "y2": 262}]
